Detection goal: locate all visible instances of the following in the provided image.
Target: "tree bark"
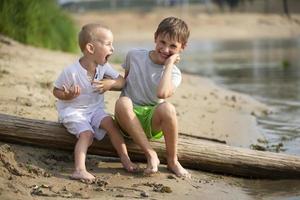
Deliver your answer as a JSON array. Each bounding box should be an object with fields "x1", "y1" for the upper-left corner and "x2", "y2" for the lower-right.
[{"x1": 0, "y1": 113, "x2": 300, "y2": 179}]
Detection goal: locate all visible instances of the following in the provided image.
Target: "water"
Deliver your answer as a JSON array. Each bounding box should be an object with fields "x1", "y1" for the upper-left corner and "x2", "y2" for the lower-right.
[
  {"x1": 180, "y1": 38, "x2": 300, "y2": 156},
  {"x1": 114, "y1": 37, "x2": 300, "y2": 156}
]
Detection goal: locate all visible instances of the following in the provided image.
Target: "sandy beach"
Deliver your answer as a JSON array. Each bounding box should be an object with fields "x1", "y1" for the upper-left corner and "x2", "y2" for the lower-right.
[
  {"x1": 0, "y1": 8, "x2": 300, "y2": 200},
  {"x1": 73, "y1": 7, "x2": 300, "y2": 41}
]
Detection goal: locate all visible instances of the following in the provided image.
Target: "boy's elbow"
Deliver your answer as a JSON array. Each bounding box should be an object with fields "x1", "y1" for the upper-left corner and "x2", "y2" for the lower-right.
[
  {"x1": 52, "y1": 88, "x2": 57, "y2": 96},
  {"x1": 53, "y1": 88, "x2": 60, "y2": 99},
  {"x1": 53, "y1": 87, "x2": 64, "y2": 99},
  {"x1": 156, "y1": 86, "x2": 175, "y2": 99},
  {"x1": 156, "y1": 91, "x2": 172, "y2": 99}
]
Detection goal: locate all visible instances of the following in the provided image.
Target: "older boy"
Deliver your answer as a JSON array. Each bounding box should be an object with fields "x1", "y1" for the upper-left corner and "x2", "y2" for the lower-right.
[
  {"x1": 53, "y1": 24, "x2": 136, "y2": 181},
  {"x1": 115, "y1": 17, "x2": 190, "y2": 177}
]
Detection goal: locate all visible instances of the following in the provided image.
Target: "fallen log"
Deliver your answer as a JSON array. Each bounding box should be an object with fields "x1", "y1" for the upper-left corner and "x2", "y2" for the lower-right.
[{"x1": 0, "y1": 113, "x2": 300, "y2": 179}]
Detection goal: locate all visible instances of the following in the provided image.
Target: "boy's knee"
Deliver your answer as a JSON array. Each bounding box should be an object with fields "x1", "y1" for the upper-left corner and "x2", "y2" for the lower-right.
[
  {"x1": 79, "y1": 131, "x2": 94, "y2": 138},
  {"x1": 115, "y1": 97, "x2": 134, "y2": 116},
  {"x1": 101, "y1": 116, "x2": 116, "y2": 129},
  {"x1": 160, "y1": 102, "x2": 176, "y2": 116},
  {"x1": 116, "y1": 97, "x2": 132, "y2": 108},
  {"x1": 103, "y1": 116, "x2": 116, "y2": 126},
  {"x1": 78, "y1": 131, "x2": 94, "y2": 144}
]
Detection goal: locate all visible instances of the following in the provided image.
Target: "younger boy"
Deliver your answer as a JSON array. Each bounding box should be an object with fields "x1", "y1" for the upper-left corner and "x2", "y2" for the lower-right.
[
  {"x1": 53, "y1": 24, "x2": 136, "y2": 181},
  {"x1": 115, "y1": 17, "x2": 190, "y2": 177}
]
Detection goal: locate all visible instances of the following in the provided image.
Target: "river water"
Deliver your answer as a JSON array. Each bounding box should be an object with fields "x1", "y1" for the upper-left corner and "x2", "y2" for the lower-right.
[
  {"x1": 181, "y1": 37, "x2": 300, "y2": 156},
  {"x1": 115, "y1": 37, "x2": 300, "y2": 156}
]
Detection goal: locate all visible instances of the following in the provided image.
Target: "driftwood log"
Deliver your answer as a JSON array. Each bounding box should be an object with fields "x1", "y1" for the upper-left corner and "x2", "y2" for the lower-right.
[{"x1": 0, "y1": 113, "x2": 300, "y2": 179}]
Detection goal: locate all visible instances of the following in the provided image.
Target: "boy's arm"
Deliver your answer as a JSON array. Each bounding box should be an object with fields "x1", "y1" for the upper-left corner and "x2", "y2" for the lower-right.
[
  {"x1": 92, "y1": 75, "x2": 125, "y2": 93},
  {"x1": 108, "y1": 75, "x2": 126, "y2": 91},
  {"x1": 156, "y1": 54, "x2": 180, "y2": 99},
  {"x1": 53, "y1": 85, "x2": 80, "y2": 100}
]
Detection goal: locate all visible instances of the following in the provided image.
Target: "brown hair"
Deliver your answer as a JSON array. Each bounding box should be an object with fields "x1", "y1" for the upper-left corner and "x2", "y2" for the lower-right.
[
  {"x1": 154, "y1": 17, "x2": 190, "y2": 46},
  {"x1": 78, "y1": 23, "x2": 109, "y2": 52}
]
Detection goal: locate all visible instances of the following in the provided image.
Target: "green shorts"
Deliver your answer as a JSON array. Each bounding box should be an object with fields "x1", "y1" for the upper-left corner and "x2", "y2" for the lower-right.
[{"x1": 120, "y1": 105, "x2": 163, "y2": 140}]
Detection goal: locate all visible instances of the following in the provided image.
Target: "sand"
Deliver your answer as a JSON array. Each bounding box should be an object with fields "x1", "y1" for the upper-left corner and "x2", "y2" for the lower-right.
[
  {"x1": 72, "y1": 7, "x2": 300, "y2": 41},
  {"x1": 0, "y1": 8, "x2": 299, "y2": 200}
]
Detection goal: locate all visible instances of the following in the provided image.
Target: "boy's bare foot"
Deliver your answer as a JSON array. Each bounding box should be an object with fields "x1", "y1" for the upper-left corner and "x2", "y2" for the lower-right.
[
  {"x1": 144, "y1": 152, "x2": 160, "y2": 175},
  {"x1": 120, "y1": 156, "x2": 139, "y2": 173},
  {"x1": 70, "y1": 170, "x2": 95, "y2": 181},
  {"x1": 167, "y1": 161, "x2": 191, "y2": 178}
]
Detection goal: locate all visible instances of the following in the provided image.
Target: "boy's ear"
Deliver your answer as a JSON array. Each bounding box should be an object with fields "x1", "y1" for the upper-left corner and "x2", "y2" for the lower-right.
[{"x1": 86, "y1": 43, "x2": 95, "y2": 54}]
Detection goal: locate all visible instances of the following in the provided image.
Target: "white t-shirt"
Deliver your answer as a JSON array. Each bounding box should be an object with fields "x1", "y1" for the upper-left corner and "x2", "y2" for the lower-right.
[
  {"x1": 121, "y1": 49, "x2": 182, "y2": 106},
  {"x1": 54, "y1": 60, "x2": 119, "y2": 118}
]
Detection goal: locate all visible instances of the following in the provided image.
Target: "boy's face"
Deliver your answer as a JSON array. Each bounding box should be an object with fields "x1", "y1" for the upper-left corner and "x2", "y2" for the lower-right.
[
  {"x1": 153, "y1": 33, "x2": 185, "y2": 65},
  {"x1": 89, "y1": 28, "x2": 114, "y2": 65}
]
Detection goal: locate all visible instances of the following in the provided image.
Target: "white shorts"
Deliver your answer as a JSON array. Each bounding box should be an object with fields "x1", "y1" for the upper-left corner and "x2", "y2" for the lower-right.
[{"x1": 59, "y1": 106, "x2": 109, "y2": 140}]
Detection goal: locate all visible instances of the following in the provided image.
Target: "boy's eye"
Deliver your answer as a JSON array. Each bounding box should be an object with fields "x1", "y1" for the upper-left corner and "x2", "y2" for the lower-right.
[{"x1": 160, "y1": 40, "x2": 166, "y2": 45}]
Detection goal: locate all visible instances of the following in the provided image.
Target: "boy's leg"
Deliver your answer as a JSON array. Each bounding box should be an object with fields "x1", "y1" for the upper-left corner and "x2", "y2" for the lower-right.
[
  {"x1": 99, "y1": 116, "x2": 138, "y2": 172},
  {"x1": 72, "y1": 130, "x2": 95, "y2": 181},
  {"x1": 115, "y1": 97, "x2": 160, "y2": 174},
  {"x1": 152, "y1": 102, "x2": 190, "y2": 178}
]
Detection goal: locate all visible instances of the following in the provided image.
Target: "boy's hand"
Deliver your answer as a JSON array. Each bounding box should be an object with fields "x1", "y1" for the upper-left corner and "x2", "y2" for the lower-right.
[
  {"x1": 62, "y1": 84, "x2": 81, "y2": 100},
  {"x1": 92, "y1": 79, "x2": 114, "y2": 94},
  {"x1": 165, "y1": 53, "x2": 181, "y2": 67}
]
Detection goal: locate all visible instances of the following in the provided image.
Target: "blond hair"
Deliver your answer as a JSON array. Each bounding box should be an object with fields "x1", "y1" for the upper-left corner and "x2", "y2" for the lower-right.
[
  {"x1": 78, "y1": 23, "x2": 109, "y2": 52},
  {"x1": 154, "y1": 17, "x2": 190, "y2": 46}
]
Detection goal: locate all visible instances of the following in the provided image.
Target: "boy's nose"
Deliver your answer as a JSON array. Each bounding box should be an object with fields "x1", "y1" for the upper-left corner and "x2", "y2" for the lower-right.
[{"x1": 161, "y1": 46, "x2": 169, "y2": 53}]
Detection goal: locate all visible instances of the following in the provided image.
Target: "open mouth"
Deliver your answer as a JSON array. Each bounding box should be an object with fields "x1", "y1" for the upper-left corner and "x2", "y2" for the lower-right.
[
  {"x1": 159, "y1": 51, "x2": 171, "y2": 59},
  {"x1": 105, "y1": 54, "x2": 111, "y2": 62}
]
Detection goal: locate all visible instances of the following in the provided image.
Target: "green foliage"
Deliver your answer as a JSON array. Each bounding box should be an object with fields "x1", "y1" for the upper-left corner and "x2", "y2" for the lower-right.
[
  {"x1": 0, "y1": 0, "x2": 78, "y2": 52},
  {"x1": 282, "y1": 59, "x2": 290, "y2": 68}
]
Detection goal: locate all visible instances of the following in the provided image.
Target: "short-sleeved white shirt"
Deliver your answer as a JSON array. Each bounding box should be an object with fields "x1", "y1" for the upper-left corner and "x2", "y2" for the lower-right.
[
  {"x1": 54, "y1": 60, "x2": 119, "y2": 140},
  {"x1": 54, "y1": 60, "x2": 119, "y2": 118},
  {"x1": 121, "y1": 49, "x2": 182, "y2": 106}
]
